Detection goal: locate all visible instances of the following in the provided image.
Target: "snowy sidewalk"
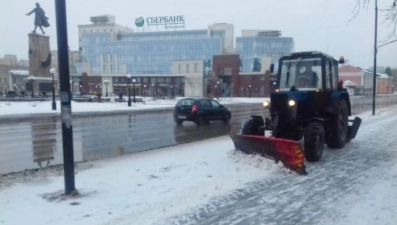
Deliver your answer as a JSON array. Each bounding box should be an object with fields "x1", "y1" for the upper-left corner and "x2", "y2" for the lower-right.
[
  {"x1": 0, "y1": 136, "x2": 283, "y2": 225},
  {"x1": 0, "y1": 97, "x2": 269, "y2": 117}
]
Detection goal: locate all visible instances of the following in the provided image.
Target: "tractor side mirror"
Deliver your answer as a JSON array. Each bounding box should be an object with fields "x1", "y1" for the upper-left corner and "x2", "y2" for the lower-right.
[
  {"x1": 338, "y1": 56, "x2": 345, "y2": 64},
  {"x1": 270, "y1": 63, "x2": 274, "y2": 73}
]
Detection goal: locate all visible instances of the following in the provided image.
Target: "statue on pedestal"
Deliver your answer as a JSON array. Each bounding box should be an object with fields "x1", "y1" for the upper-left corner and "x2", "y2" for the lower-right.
[{"x1": 26, "y1": 2, "x2": 50, "y2": 34}]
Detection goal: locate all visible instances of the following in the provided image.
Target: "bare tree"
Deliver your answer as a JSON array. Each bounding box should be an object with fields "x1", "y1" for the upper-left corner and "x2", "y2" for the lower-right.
[{"x1": 352, "y1": 0, "x2": 397, "y2": 40}]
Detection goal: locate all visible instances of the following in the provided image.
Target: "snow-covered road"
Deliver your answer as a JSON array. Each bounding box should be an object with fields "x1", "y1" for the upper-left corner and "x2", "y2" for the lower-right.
[
  {"x1": 154, "y1": 107, "x2": 397, "y2": 225},
  {"x1": 1, "y1": 107, "x2": 397, "y2": 225}
]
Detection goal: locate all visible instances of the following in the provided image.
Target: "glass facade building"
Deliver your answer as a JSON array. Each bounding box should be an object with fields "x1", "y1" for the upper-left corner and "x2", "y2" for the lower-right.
[
  {"x1": 79, "y1": 30, "x2": 224, "y2": 75},
  {"x1": 236, "y1": 36, "x2": 294, "y2": 72}
]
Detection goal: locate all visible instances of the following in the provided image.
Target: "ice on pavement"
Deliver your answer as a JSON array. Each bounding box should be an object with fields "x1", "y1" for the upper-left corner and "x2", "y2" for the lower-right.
[{"x1": 1, "y1": 105, "x2": 397, "y2": 225}]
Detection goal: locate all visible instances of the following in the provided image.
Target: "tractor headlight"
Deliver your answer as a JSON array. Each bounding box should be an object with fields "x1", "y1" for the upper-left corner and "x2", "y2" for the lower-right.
[
  {"x1": 288, "y1": 100, "x2": 296, "y2": 107},
  {"x1": 263, "y1": 101, "x2": 270, "y2": 108}
]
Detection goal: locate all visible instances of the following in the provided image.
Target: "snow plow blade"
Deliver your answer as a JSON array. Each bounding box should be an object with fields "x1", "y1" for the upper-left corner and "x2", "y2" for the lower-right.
[{"x1": 230, "y1": 134, "x2": 307, "y2": 175}]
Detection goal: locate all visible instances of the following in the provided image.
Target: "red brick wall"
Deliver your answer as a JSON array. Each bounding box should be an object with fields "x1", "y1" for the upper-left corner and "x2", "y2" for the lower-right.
[{"x1": 212, "y1": 54, "x2": 240, "y2": 97}]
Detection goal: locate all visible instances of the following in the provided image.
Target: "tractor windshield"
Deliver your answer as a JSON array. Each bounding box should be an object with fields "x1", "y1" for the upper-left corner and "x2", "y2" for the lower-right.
[{"x1": 279, "y1": 58, "x2": 322, "y2": 91}]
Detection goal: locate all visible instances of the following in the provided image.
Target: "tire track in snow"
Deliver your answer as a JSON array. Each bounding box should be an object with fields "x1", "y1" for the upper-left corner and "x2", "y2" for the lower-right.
[{"x1": 154, "y1": 110, "x2": 397, "y2": 225}]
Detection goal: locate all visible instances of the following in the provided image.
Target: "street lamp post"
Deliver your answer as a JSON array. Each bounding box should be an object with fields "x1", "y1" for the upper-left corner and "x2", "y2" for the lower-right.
[
  {"x1": 50, "y1": 68, "x2": 56, "y2": 110},
  {"x1": 215, "y1": 85, "x2": 218, "y2": 99},
  {"x1": 127, "y1": 74, "x2": 131, "y2": 106},
  {"x1": 372, "y1": 0, "x2": 378, "y2": 116},
  {"x1": 27, "y1": 76, "x2": 35, "y2": 98},
  {"x1": 248, "y1": 85, "x2": 252, "y2": 98},
  {"x1": 216, "y1": 81, "x2": 221, "y2": 100},
  {"x1": 170, "y1": 85, "x2": 174, "y2": 99},
  {"x1": 151, "y1": 83, "x2": 155, "y2": 98},
  {"x1": 79, "y1": 85, "x2": 82, "y2": 93},
  {"x1": 143, "y1": 84, "x2": 146, "y2": 97},
  {"x1": 372, "y1": 0, "x2": 396, "y2": 115},
  {"x1": 132, "y1": 79, "x2": 136, "y2": 103},
  {"x1": 104, "y1": 80, "x2": 110, "y2": 97},
  {"x1": 70, "y1": 80, "x2": 73, "y2": 94}
]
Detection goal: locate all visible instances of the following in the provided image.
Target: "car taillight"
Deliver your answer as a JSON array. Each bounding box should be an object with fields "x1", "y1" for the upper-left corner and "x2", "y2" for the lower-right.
[{"x1": 191, "y1": 104, "x2": 198, "y2": 113}]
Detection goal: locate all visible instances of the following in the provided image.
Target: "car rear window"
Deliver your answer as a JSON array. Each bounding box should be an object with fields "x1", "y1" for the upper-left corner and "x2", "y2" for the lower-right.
[{"x1": 177, "y1": 99, "x2": 195, "y2": 106}]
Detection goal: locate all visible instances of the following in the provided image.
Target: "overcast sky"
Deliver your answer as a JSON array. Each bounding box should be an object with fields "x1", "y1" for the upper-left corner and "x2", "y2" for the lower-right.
[{"x1": 1, "y1": 0, "x2": 396, "y2": 69}]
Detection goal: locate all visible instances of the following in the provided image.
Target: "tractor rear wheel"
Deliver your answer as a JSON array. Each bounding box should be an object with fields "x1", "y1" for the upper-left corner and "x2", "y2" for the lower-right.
[
  {"x1": 304, "y1": 122, "x2": 325, "y2": 162},
  {"x1": 327, "y1": 100, "x2": 349, "y2": 149},
  {"x1": 241, "y1": 118, "x2": 264, "y2": 136}
]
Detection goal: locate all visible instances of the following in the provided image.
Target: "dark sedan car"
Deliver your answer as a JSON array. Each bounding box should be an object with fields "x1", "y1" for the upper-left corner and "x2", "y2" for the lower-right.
[{"x1": 173, "y1": 98, "x2": 232, "y2": 125}]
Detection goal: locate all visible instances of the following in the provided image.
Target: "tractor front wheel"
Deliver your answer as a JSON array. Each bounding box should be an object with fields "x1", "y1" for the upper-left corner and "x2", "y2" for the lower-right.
[
  {"x1": 304, "y1": 122, "x2": 325, "y2": 162},
  {"x1": 241, "y1": 118, "x2": 264, "y2": 136},
  {"x1": 327, "y1": 100, "x2": 349, "y2": 149}
]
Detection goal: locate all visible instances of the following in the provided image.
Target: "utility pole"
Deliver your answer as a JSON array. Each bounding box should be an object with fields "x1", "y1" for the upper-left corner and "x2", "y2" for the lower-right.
[
  {"x1": 372, "y1": 0, "x2": 378, "y2": 116},
  {"x1": 55, "y1": 0, "x2": 77, "y2": 195}
]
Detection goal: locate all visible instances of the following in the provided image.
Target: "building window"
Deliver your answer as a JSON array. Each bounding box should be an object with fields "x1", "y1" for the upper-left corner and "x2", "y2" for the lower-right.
[
  {"x1": 103, "y1": 65, "x2": 109, "y2": 73},
  {"x1": 194, "y1": 63, "x2": 198, "y2": 73},
  {"x1": 143, "y1": 77, "x2": 148, "y2": 83},
  {"x1": 260, "y1": 76, "x2": 265, "y2": 81},
  {"x1": 110, "y1": 65, "x2": 116, "y2": 73},
  {"x1": 178, "y1": 64, "x2": 182, "y2": 73},
  {"x1": 110, "y1": 55, "x2": 117, "y2": 63},
  {"x1": 103, "y1": 55, "x2": 108, "y2": 63},
  {"x1": 186, "y1": 64, "x2": 190, "y2": 73}
]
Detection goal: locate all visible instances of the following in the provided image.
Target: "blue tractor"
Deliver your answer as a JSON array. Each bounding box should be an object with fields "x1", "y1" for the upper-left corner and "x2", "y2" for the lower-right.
[{"x1": 230, "y1": 51, "x2": 362, "y2": 175}]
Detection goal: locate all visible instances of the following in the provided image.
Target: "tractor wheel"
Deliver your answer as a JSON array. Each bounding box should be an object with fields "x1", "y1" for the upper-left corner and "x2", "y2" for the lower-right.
[
  {"x1": 241, "y1": 118, "x2": 264, "y2": 136},
  {"x1": 304, "y1": 122, "x2": 325, "y2": 162},
  {"x1": 327, "y1": 100, "x2": 349, "y2": 149}
]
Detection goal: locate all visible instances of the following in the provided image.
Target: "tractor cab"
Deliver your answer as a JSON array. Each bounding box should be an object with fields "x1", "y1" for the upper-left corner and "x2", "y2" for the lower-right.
[{"x1": 271, "y1": 51, "x2": 345, "y2": 92}]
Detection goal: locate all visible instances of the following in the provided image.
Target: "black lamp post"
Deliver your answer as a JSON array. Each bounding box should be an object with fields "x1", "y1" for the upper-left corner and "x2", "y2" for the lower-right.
[
  {"x1": 143, "y1": 84, "x2": 146, "y2": 97},
  {"x1": 50, "y1": 68, "x2": 56, "y2": 110},
  {"x1": 27, "y1": 76, "x2": 35, "y2": 98},
  {"x1": 371, "y1": 0, "x2": 396, "y2": 115},
  {"x1": 127, "y1": 74, "x2": 131, "y2": 106},
  {"x1": 132, "y1": 78, "x2": 136, "y2": 103},
  {"x1": 151, "y1": 83, "x2": 155, "y2": 98},
  {"x1": 104, "y1": 80, "x2": 110, "y2": 97},
  {"x1": 215, "y1": 84, "x2": 218, "y2": 99},
  {"x1": 216, "y1": 81, "x2": 221, "y2": 100},
  {"x1": 248, "y1": 85, "x2": 252, "y2": 98}
]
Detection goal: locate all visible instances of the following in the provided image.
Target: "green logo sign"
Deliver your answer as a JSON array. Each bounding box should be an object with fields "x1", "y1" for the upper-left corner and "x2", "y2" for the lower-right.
[{"x1": 135, "y1": 17, "x2": 144, "y2": 27}]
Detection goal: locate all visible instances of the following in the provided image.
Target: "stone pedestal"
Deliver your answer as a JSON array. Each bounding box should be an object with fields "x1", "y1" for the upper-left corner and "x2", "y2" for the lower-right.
[{"x1": 28, "y1": 33, "x2": 51, "y2": 78}]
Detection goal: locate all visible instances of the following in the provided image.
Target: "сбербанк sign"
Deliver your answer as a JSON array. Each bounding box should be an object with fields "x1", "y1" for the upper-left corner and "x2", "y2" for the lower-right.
[{"x1": 146, "y1": 15, "x2": 185, "y2": 26}]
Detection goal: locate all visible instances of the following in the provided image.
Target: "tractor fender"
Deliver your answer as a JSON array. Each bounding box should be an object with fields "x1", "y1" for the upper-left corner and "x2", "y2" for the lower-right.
[
  {"x1": 250, "y1": 115, "x2": 265, "y2": 125},
  {"x1": 325, "y1": 91, "x2": 352, "y2": 116}
]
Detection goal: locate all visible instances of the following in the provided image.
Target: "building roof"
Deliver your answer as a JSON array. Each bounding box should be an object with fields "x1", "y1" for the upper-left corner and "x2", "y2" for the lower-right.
[
  {"x1": 338, "y1": 65, "x2": 362, "y2": 73},
  {"x1": 362, "y1": 69, "x2": 392, "y2": 79},
  {"x1": 9, "y1": 70, "x2": 29, "y2": 76},
  {"x1": 0, "y1": 64, "x2": 29, "y2": 74}
]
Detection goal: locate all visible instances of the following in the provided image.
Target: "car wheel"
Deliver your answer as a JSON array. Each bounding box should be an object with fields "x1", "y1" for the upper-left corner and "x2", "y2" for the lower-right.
[
  {"x1": 195, "y1": 115, "x2": 207, "y2": 126},
  {"x1": 175, "y1": 119, "x2": 183, "y2": 125},
  {"x1": 222, "y1": 114, "x2": 231, "y2": 123}
]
